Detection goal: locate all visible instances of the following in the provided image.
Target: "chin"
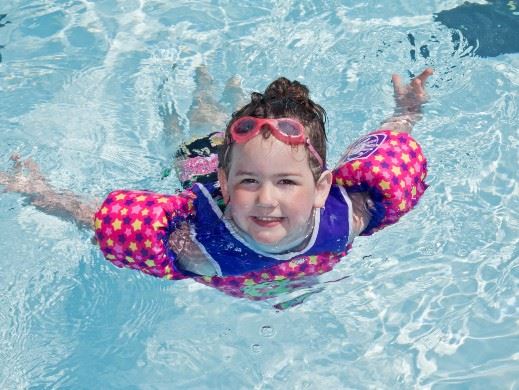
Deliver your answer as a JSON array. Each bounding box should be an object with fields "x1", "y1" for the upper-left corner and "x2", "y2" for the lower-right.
[{"x1": 252, "y1": 233, "x2": 284, "y2": 246}]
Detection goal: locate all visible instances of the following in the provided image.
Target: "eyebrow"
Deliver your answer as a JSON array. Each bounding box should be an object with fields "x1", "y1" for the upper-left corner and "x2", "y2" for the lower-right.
[{"x1": 234, "y1": 170, "x2": 303, "y2": 177}]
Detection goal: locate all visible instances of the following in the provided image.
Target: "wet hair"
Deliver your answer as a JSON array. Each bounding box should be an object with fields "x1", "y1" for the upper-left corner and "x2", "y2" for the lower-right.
[{"x1": 218, "y1": 77, "x2": 327, "y2": 181}]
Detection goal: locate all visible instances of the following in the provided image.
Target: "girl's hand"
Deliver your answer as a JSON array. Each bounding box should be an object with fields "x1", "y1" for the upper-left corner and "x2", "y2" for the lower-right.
[
  {"x1": 1, "y1": 155, "x2": 96, "y2": 228},
  {"x1": 391, "y1": 68, "x2": 433, "y2": 115},
  {"x1": 0, "y1": 154, "x2": 53, "y2": 195},
  {"x1": 380, "y1": 68, "x2": 433, "y2": 133}
]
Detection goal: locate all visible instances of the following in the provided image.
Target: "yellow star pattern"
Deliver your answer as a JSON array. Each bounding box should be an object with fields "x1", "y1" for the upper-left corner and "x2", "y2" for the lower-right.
[
  {"x1": 115, "y1": 193, "x2": 126, "y2": 201},
  {"x1": 112, "y1": 218, "x2": 122, "y2": 231},
  {"x1": 379, "y1": 180, "x2": 390, "y2": 190},
  {"x1": 95, "y1": 218, "x2": 102, "y2": 229},
  {"x1": 401, "y1": 153, "x2": 410, "y2": 163},
  {"x1": 351, "y1": 161, "x2": 361, "y2": 170},
  {"x1": 399, "y1": 200, "x2": 407, "y2": 210},
  {"x1": 152, "y1": 221, "x2": 164, "y2": 230},
  {"x1": 391, "y1": 166, "x2": 401, "y2": 176},
  {"x1": 132, "y1": 219, "x2": 142, "y2": 231},
  {"x1": 136, "y1": 195, "x2": 147, "y2": 202},
  {"x1": 129, "y1": 242, "x2": 138, "y2": 251}
]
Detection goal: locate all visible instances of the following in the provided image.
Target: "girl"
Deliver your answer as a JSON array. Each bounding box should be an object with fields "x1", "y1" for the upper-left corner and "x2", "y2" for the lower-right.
[{"x1": 0, "y1": 68, "x2": 433, "y2": 300}]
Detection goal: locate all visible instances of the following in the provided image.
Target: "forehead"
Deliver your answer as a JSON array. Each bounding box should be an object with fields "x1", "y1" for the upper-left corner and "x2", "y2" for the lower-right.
[{"x1": 229, "y1": 135, "x2": 311, "y2": 173}]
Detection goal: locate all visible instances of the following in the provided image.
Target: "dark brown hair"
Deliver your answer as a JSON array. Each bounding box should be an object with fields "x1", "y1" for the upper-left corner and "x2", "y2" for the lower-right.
[{"x1": 218, "y1": 77, "x2": 327, "y2": 181}]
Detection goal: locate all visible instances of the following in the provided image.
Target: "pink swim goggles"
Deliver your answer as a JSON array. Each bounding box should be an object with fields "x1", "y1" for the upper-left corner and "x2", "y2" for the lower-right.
[{"x1": 229, "y1": 116, "x2": 324, "y2": 168}]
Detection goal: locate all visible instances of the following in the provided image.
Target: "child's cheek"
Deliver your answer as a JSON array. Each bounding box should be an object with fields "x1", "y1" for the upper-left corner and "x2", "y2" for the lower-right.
[{"x1": 229, "y1": 189, "x2": 251, "y2": 214}]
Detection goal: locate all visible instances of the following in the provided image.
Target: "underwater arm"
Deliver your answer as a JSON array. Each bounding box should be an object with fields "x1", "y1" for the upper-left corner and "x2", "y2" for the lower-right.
[
  {"x1": 380, "y1": 68, "x2": 433, "y2": 134},
  {"x1": 0, "y1": 156, "x2": 97, "y2": 229}
]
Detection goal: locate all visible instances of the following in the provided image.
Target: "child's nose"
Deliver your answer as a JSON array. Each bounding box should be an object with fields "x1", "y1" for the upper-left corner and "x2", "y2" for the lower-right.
[{"x1": 256, "y1": 183, "x2": 278, "y2": 207}]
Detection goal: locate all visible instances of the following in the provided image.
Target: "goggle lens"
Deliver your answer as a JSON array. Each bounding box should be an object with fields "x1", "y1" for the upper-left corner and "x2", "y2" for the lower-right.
[
  {"x1": 277, "y1": 120, "x2": 300, "y2": 136},
  {"x1": 234, "y1": 118, "x2": 256, "y2": 134}
]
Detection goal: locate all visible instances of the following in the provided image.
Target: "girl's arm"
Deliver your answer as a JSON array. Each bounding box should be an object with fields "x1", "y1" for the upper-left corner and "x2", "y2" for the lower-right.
[
  {"x1": 337, "y1": 68, "x2": 433, "y2": 237},
  {"x1": 0, "y1": 155, "x2": 97, "y2": 229},
  {"x1": 93, "y1": 188, "x2": 196, "y2": 280},
  {"x1": 380, "y1": 68, "x2": 433, "y2": 133}
]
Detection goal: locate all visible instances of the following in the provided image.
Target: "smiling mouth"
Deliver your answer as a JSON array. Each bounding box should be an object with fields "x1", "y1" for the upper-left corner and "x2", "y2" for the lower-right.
[{"x1": 251, "y1": 216, "x2": 284, "y2": 226}]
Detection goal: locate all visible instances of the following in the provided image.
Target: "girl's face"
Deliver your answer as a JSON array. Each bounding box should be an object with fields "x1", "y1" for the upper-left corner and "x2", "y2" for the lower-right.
[{"x1": 218, "y1": 134, "x2": 332, "y2": 247}]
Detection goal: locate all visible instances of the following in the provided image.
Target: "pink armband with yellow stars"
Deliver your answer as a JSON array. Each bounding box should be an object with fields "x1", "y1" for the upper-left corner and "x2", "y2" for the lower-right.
[
  {"x1": 93, "y1": 189, "x2": 195, "y2": 280},
  {"x1": 333, "y1": 130, "x2": 428, "y2": 235}
]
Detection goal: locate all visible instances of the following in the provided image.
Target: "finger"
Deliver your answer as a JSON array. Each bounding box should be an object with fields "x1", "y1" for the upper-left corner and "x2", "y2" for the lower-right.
[
  {"x1": 391, "y1": 74, "x2": 406, "y2": 96},
  {"x1": 13, "y1": 159, "x2": 23, "y2": 173},
  {"x1": 415, "y1": 67, "x2": 433, "y2": 85},
  {"x1": 9, "y1": 153, "x2": 22, "y2": 171},
  {"x1": 411, "y1": 79, "x2": 430, "y2": 104},
  {"x1": 411, "y1": 77, "x2": 425, "y2": 94}
]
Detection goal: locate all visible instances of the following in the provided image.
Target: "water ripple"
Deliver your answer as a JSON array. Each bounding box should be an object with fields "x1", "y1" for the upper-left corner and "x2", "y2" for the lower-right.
[{"x1": 1, "y1": 0, "x2": 519, "y2": 388}]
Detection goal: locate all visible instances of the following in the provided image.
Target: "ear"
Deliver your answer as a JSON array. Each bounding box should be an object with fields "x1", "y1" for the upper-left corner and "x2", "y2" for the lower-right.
[
  {"x1": 217, "y1": 168, "x2": 230, "y2": 204},
  {"x1": 313, "y1": 170, "x2": 333, "y2": 208}
]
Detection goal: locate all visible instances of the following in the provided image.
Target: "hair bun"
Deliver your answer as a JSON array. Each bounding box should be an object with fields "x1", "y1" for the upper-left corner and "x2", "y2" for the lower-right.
[{"x1": 263, "y1": 77, "x2": 310, "y2": 105}]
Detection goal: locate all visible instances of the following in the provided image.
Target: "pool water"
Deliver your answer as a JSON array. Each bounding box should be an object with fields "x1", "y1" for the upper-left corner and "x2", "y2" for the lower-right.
[{"x1": 1, "y1": 0, "x2": 518, "y2": 388}]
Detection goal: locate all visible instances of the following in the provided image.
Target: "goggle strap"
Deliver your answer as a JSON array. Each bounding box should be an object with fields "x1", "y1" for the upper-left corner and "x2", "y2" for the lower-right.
[{"x1": 306, "y1": 139, "x2": 324, "y2": 169}]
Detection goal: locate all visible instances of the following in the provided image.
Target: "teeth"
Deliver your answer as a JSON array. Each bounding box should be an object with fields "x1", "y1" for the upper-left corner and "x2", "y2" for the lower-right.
[{"x1": 256, "y1": 216, "x2": 280, "y2": 221}]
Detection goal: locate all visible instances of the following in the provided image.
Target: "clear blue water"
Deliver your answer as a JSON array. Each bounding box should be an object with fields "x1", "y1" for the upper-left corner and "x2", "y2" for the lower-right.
[{"x1": 1, "y1": 1, "x2": 518, "y2": 388}]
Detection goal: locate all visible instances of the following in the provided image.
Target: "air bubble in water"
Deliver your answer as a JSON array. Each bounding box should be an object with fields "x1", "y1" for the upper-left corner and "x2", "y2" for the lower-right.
[{"x1": 260, "y1": 325, "x2": 275, "y2": 337}]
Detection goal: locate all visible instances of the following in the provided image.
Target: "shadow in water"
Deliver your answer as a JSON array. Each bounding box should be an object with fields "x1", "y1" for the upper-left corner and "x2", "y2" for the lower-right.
[{"x1": 434, "y1": 0, "x2": 519, "y2": 57}]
